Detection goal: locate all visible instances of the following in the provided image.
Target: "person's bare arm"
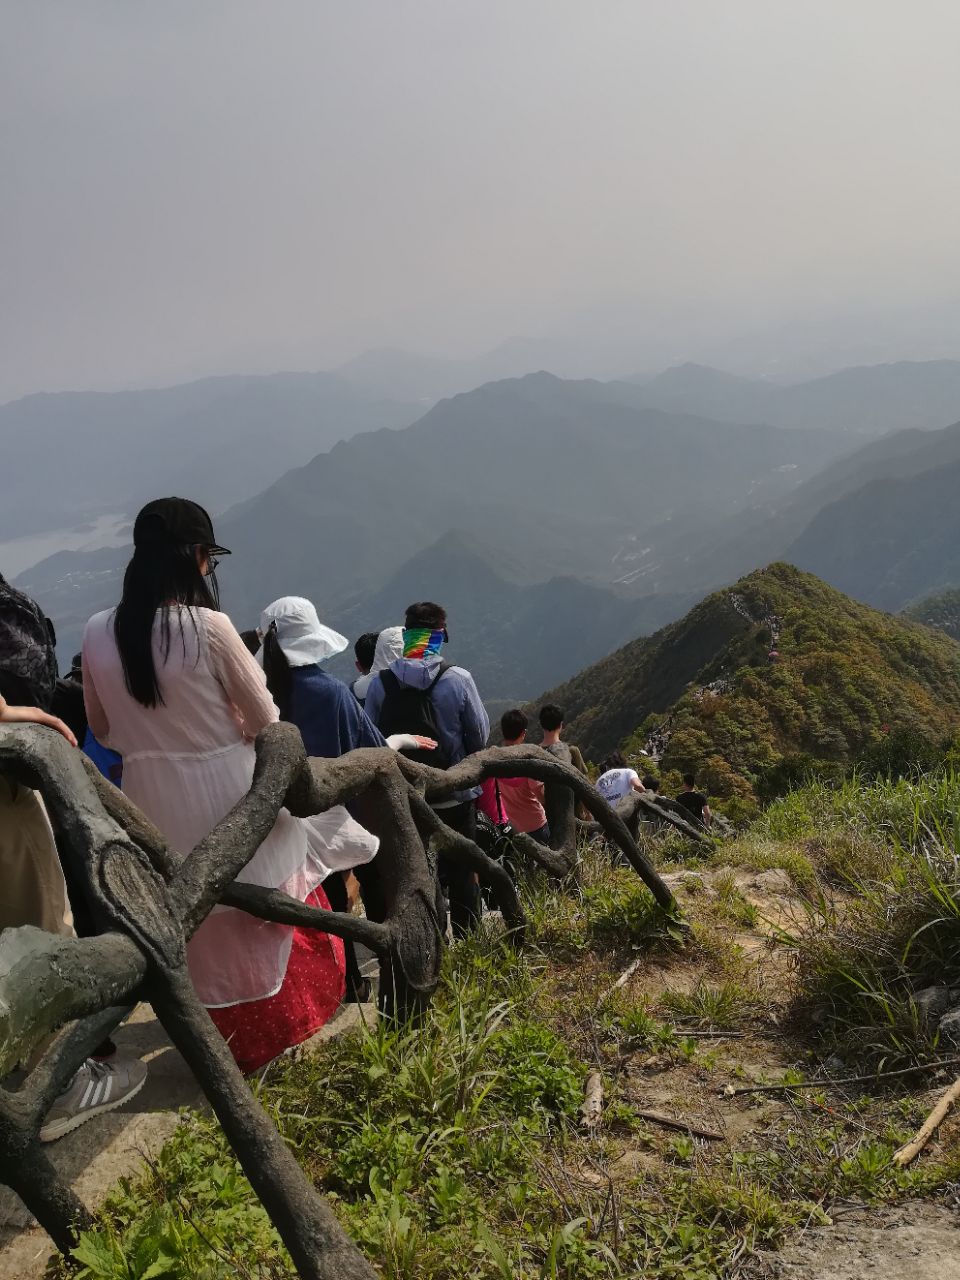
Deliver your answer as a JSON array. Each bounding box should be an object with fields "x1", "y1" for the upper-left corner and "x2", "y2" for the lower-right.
[{"x1": 0, "y1": 695, "x2": 77, "y2": 747}]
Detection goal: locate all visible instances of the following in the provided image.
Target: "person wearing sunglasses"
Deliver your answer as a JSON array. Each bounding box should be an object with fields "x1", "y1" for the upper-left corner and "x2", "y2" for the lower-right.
[{"x1": 81, "y1": 498, "x2": 378, "y2": 1073}]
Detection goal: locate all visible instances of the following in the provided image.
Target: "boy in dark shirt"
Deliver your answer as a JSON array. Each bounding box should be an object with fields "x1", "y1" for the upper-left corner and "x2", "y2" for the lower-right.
[{"x1": 675, "y1": 773, "x2": 712, "y2": 827}]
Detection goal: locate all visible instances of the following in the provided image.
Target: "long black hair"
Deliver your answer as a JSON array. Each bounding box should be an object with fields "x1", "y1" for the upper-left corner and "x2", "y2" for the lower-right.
[
  {"x1": 113, "y1": 542, "x2": 220, "y2": 707},
  {"x1": 261, "y1": 621, "x2": 292, "y2": 720}
]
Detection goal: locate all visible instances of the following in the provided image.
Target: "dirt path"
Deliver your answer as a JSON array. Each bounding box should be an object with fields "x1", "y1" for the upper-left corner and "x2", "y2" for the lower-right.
[{"x1": 744, "y1": 1202, "x2": 960, "y2": 1279}]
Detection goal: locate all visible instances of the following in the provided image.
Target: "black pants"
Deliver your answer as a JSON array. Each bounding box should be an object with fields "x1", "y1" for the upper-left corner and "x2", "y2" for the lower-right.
[
  {"x1": 322, "y1": 859, "x2": 387, "y2": 998},
  {"x1": 53, "y1": 828, "x2": 117, "y2": 1057},
  {"x1": 436, "y1": 800, "x2": 481, "y2": 939},
  {"x1": 321, "y1": 871, "x2": 363, "y2": 996}
]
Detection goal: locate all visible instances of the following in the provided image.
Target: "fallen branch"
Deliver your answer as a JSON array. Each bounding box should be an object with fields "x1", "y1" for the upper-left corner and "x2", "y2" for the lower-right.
[
  {"x1": 580, "y1": 1071, "x2": 604, "y2": 1129},
  {"x1": 893, "y1": 1074, "x2": 960, "y2": 1166},
  {"x1": 580, "y1": 791, "x2": 713, "y2": 847},
  {"x1": 598, "y1": 958, "x2": 642, "y2": 1006},
  {"x1": 722, "y1": 1056, "x2": 960, "y2": 1098},
  {"x1": 634, "y1": 1109, "x2": 724, "y2": 1141},
  {"x1": 678, "y1": 1029, "x2": 745, "y2": 1040}
]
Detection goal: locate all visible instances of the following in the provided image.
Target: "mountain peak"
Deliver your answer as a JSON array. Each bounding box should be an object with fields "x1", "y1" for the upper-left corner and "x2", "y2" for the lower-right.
[
  {"x1": 529, "y1": 565, "x2": 960, "y2": 805},
  {"x1": 649, "y1": 362, "x2": 758, "y2": 388}
]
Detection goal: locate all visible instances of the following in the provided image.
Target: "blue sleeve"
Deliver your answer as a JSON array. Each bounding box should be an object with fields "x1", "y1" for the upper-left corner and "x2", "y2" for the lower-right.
[
  {"x1": 332, "y1": 686, "x2": 383, "y2": 752},
  {"x1": 364, "y1": 676, "x2": 384, "y2": 726},
  {"x1": 357, "y1": 709, "x2": 386, "y2": 748},
  {"x1": 460, "y1": 672, "x2": 489, "y2": 754}
]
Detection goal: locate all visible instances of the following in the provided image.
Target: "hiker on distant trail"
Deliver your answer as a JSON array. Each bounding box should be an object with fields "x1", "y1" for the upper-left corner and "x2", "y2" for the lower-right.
[
  {"x1": 538, "y1": 703, "x2": 588, "y2": 775},
  {"x1": 349, "y1": 631, "x2": 380, "y2": 705},
  {"x1": 82, "y1": 498, "x2": 379, "y2": 1073},
  {"x1": 259, "y1": 596, "x2": 435, "y2": 1002},
  {"x1": 497, "y1": 709, "x2": 550, "y2": 845},
  {"x1": 539, "y1": 702, "x2": 590, "y2": 820},
  {"x1": 365, "y1": 601, "x2": 489, "y2": 937},
  {"x1": 0, "y1": 574, "x2": 146, "y2": 1140},
  {"x1": 595, "y1": 751, "x2": 644, "y2": 805},
  {"x1": 675, "y1": 773, "x2": 712, "y2": 827}
]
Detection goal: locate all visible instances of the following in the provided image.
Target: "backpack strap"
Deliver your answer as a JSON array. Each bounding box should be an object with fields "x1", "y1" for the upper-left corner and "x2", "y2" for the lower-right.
[
  {"x1": 379, "y1": 662, "x2": 449, "y2": 699},
  {"x1": 378, "y1": 668, "x2": 402, "y2": 697},
  {"x1": 427, "y1": 661, "x2": 450, "y2": 692}
]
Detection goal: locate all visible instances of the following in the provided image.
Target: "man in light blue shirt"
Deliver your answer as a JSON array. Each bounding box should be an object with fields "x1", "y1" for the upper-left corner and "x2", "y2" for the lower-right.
[{"x1": 365, "y1": 600, "x2": 489, "y2": 936}]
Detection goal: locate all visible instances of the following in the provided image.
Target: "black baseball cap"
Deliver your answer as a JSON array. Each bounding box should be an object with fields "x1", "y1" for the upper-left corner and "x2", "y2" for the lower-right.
[{"x1": 133, "y1": 498, "x2": 231, "y2": 557}]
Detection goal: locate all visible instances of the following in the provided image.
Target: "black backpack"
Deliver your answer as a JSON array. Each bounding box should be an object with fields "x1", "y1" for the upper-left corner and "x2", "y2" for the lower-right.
[
  {"x1": 377, "y1": 662, "x2": 451, "y2": 767},
  {"x1": 0, "y1": 574, "x2": 58, "y2": 711}
]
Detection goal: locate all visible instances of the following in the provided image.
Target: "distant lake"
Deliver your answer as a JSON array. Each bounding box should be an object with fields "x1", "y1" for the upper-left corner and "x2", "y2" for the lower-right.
[{"x1": 0, "y1": 513, "x2": 130, "y2": 578}]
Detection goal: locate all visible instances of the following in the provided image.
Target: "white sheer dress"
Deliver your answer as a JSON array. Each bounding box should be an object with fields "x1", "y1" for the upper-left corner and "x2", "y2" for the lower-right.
[{"x1": 82, "y1": 605, "x2": 378, "y2": 1008}]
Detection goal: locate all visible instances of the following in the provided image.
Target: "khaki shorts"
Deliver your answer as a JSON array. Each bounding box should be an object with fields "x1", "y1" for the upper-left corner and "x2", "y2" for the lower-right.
[{"x1": 0, "y1": 777, "x2": 74, "y2": 937}]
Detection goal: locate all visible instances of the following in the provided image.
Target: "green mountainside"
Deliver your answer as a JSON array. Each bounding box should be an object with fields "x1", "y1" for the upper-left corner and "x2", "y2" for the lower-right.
[{"x1": 531, "y1": 564, "x2": 960, "y2": 805}]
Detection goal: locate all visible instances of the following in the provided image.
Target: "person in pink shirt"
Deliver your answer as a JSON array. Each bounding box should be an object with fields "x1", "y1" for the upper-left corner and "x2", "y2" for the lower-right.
[{"x1": 497, "y1": 709, "x2": 550, "y2": 845}]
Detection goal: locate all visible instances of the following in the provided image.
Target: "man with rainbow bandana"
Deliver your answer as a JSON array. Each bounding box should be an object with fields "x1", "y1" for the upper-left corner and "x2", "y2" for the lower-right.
[{"x1": 364, "y1": 601, "x2": 489, "y2": 937}]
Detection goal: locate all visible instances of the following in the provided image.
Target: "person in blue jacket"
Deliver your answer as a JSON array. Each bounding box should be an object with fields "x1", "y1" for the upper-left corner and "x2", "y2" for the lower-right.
[
  {"x1": 260, "y1": 598, "x2": 384, "y2": 758},
  {"x1": 364, "y1": 600, "x2": 489, "y2": 937}
]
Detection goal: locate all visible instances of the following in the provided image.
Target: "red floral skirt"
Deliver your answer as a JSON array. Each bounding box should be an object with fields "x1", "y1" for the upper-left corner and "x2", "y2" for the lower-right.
[{"x1": 208, "y1": 887, "x2": 345, "y2": 1073}]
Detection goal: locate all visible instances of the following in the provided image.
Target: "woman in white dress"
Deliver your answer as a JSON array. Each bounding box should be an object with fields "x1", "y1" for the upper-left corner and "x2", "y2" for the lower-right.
[{"x1": 82, "y1": 498, "x2": 378, "y2": 1072}]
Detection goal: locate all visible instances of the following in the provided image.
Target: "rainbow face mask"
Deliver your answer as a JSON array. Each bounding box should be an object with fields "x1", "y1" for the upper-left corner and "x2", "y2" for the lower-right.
[{"x1": 402, "y1": 627, "x2": 445, "y2": 659}]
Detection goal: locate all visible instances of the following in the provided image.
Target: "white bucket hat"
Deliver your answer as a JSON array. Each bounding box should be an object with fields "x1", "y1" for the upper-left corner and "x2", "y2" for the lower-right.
[{"x1": 259, "y1": 596, "x2": 349, "y2": 667}]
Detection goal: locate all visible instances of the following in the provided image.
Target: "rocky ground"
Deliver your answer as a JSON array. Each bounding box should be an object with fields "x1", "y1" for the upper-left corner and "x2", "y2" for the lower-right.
[{"x1": 744, "y1": 1202, "x2": 960, "y2": 1279}]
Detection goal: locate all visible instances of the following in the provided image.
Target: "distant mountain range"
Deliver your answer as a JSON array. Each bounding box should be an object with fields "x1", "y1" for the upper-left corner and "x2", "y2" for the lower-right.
[
  {"x1": 786, "y1": 458, "x2": 960, "y2": 611},
  {"x1": 627, "y1": 409, "x2": 960, "y2": 606},
  {"x1": 16, "y1": 368, "x2": 834, "y2": 685},
  {"x1": 323, "y1": 530, "x2": 699, "y2": 710},
  {"x1": 528, "y1": 564, "x2": 960, "y2": 805},
  {"x1": 628, "y1": 359, "x2": 960, "y2": 436},
  {"x1": 207, "y1": 371, "x2": 843, "y2": 622},
  {"x1": 0, "y1": 371, "x2": 418, "y2": 540},
  {"x1": 13, "y1": 358, "x2": 960, "y2": 702}
]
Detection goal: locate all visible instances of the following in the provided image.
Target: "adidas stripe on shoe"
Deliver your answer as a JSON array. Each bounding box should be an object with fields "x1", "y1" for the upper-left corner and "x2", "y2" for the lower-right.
[{"x1": 39, "y1": 1057, "x2": 147, "y2": 1143}]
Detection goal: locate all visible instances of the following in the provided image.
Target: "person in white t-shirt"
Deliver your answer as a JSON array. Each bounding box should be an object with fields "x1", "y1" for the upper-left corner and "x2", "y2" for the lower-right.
[{"x1": 595, "y1": 751, "x2": 644, "y2": 806}]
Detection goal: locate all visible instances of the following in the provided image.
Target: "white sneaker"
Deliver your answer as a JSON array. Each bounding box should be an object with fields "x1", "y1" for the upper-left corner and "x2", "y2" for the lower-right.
[{"x1": 39, "y1": 1057, "x2": 147, "y2": 1143}]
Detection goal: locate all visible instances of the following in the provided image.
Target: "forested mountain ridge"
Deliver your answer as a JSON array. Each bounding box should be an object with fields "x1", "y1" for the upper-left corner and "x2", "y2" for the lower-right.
[
  {"x1": 637, "y1": 414, "x2": 960, "y2": 601},
  {"x1": 786, "y1": 458, "x2": 960, "y2": 611},
  {"x1": 530, "y1": 565, "x2": 960, "y2": 807}
]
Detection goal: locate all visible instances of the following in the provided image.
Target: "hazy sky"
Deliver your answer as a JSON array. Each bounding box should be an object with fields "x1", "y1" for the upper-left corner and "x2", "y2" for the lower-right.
[{"x1": 4, "y1": 1, "x2": 960, "y2": 401}]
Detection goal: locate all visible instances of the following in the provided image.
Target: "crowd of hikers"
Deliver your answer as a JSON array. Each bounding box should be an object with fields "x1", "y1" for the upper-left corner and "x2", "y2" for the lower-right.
[{"x1": 0, "y1": 496, "x2": 712, "y2": 1145}]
